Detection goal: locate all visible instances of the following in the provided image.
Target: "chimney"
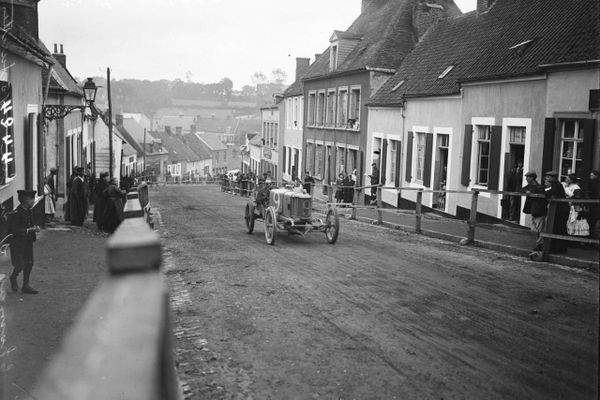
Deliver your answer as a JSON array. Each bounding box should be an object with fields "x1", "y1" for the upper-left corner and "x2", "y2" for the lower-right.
[
  {"x1": 52, "y1": 43, "x2": 67, "y2": 69},
  {"x1": 476, "y1": 0, "x2": 495, "y2": 14},
  {"x1": 0, "y1": 0, "x2": 39, "y2": 39},
  {"x1": 295, "y1": 57, "x2": 310, "y2": 81},
  {"x1": 116, "y1": 114, "x2": 124, "y2": 126}
]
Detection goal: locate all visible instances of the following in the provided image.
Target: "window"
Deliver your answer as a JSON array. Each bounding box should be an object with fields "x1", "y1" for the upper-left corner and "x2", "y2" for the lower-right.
[
  {"x1": 559, "y1": 120, "x2": 584, "y2": 180},
  {"x1": 390, "y1": 140, "x2": 397, "y2": 184},
  {"x1": 330, "y1": 44, "x2": 338, "y2": 71},
  {"x1": 349, "y1": 87, "x2": 361, "y2": 129},
  {"x1": 337, "y1": 88, "x2": 348, "y2": 128},
  {"x1": 415, "y1": 133, "x2": 426, "y2": 182},
  {"x1": 476, "y1": 126, "x2": 491, "y2": 185},
  {"x1": 307, "y1": 92, "x2": 316, "y2": 125},
  {"x1": 326, "y1": 89, "x2": 336, "y2": 127},
  {"x1": 306, "y1": 142, "x2": 314, "y2": 173},
  {"x1": 509, "y1": 126, "x2": 526, "y2": 144},
  {"x1": 317, "y1": 91, "x2": 325, "y2": 126},
  {"x1": 293, "y1": 97, "x2": 298, "y2": 128},
  {"x1": 316, "y1": 144, "x2": 323, "y2": 177},
  {"x1": 286, "y1": 98, "x2": 293, "y2": 128}
]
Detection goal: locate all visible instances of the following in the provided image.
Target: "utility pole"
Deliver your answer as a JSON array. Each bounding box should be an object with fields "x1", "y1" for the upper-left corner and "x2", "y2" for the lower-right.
[
  {"x1": 107, "y1": 67, "x2": 113, "y2": 179},
  {"x1": 143, "y1": 127, "x2": 147, "y2": 178}
]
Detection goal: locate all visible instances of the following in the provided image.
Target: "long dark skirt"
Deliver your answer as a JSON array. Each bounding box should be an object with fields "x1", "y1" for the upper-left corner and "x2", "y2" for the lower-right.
[{"x1": 103, "y1": 198, "x2": 124, "y2": 233}]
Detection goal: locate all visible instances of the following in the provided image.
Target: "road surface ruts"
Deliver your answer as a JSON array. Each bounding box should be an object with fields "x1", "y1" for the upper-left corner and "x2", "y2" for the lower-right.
[{"x1": 150, "y1": 184, "x2": 598, "y2": 400}]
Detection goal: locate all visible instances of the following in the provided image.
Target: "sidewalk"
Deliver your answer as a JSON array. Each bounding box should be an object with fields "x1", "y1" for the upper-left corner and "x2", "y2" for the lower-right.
[
  {"x1": 311, "y1": 185, "x2": 599, "y2": 270},
  {"x1": 0, "y1": 217, "x2": 108, "y2": 400}
]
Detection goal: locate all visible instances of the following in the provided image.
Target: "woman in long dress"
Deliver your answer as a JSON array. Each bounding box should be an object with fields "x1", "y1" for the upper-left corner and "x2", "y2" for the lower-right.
[{"x1": 102, "y1": 177, "x2": 126, "y2": 233}]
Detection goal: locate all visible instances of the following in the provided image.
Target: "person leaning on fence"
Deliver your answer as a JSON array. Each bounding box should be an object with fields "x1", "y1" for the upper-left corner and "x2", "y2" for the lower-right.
[
  {"x1": 522, "y1": 171, "x2": 547, "y2": 251},
  {"x1": 543, "y1": 170, "x2": 569, "y2": 254},
  {"x1": 562, "y1": 173, "x2": 590, "y2": 237},
  {"x1": 8, "y1": 190, "x2": 41, "y2": 294},
  {"x1": 369, "y1": 162, "x2": 380, "y2": 205},
  {"x1": 335, "y1": 173, "x2": 345, "y2": 204},
  {"x1": 343, "y1": 172, "x2": 354, "y2": 204}
]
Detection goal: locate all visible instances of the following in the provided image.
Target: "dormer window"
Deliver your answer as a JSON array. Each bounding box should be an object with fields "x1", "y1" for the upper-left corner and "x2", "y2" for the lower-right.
[{"x1": 330, "y1": 44, "x2": 338, "y2": 71}]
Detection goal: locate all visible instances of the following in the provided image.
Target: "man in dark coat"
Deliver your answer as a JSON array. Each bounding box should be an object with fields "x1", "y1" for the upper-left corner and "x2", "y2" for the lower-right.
[
  {"x1": 303, "y1": 171, "x2": 315, "y2": 195},
  {"x1": 8, "y1": 190, "x2": 40, "y2": 294},
  {"x1": 522, "y1": 171, "x2": 547, "y2": 251},
  {"x1": 369, "y1": 162, "x2": 380, "y2": 205},
  {"x1": 69, "y1": 166, "x2": 87, "y2": 226},
  {"x1": 543, "y1": 170, "x2": 569, "y2": 254}
]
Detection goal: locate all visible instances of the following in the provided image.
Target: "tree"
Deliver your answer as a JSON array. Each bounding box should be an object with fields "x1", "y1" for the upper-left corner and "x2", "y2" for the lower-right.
[
  {"x1": 251, "y1": 71, "x2": 267, "y2": 86},
  {"x1": 219, "y1": 77, "x2": 233, "y2": 99},
  {"x1": 271, "y1": 68, "x2": 287, "y2": 85}
]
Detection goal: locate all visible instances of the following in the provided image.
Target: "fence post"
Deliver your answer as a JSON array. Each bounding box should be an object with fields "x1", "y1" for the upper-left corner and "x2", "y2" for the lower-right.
[
  {"x1": 377, "y1": 185, "x2": 383, "y2": 225},
  {"x1": 541, "y1": 200, "x2": 557, "y2": 262},
  {"x1": 350, "y1": 187, "x2": 359, "y2": 220},
  {"x1": 460, "y1": 190, "x2": 479, "y2": 245},
  {"x1": 416, "y1": 189, "x2": 423, "y2": 234},
  {"x1": 327, "y1": 184, "x2": 333, "y2": 203}
]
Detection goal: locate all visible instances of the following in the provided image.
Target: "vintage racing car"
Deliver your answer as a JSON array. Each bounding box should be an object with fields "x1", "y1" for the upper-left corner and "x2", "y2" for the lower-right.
[{"x1": 244, "y1": 184, "x2": 339, "y2": 245}]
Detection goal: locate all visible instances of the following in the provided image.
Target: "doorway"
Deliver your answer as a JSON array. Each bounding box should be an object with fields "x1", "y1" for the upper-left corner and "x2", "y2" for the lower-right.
[{"x1": 433, "y1": 134, "x2": 449, "y2": 210}]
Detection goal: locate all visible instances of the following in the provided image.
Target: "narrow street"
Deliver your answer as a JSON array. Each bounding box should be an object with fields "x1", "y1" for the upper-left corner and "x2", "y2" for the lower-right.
[{"x1": 152, "y1": 184, "x2": 598, "y2": 400}]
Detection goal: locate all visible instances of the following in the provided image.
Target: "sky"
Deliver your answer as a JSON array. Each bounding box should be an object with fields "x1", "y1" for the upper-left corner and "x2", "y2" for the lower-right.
[{"x1": 39, "y1": 0, "x2": 476, "y2": 90}]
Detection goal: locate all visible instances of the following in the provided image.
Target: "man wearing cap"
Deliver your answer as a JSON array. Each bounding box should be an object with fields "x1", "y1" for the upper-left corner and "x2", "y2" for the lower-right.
[
  {"x1": 543, "y1": 170, "x2": 569, "y2": 254},
  {"x1": 369, "y1": 162, "x2": 379, "y2": 205},
  {"x1": 522, "y1": 171, "x2": 547, "y2": 251},
  {"x1": 69, "y1": 166, "x2": 87, "y2": 226},
  {"x1": 8, "y1": 190, "x2": 41, "y2": 294}
]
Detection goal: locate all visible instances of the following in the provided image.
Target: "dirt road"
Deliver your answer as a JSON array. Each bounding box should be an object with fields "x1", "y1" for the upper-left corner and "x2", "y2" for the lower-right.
[{"x1": 152, "y1": 184, "x2": 598, "y2": 400}]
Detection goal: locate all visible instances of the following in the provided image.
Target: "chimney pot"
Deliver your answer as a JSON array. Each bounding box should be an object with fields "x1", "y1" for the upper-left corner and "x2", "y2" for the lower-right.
[
  {"x1": 60, "y1": 44, "x2": 64, "y2": 54},
  {"x1": 53, "y1": 43, "x2": 58, "y2": 53}
]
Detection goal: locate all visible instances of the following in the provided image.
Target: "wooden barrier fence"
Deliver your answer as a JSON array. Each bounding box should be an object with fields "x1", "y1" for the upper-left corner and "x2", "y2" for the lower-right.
[
  {"x1": 33, "y1": 189, "x2": 181, "y2": 400},
  {"x1": 320, "y1": 183, "x2": 599, "y2": 257}
]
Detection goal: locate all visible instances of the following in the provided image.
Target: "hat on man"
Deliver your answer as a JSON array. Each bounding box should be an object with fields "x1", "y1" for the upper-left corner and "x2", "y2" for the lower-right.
[
  {"x1": 371, "y1": 162, "x2": 376, "y2": 166},
  {"x1": 17, "y1": 189, "x2": 36, "y2": 199},
  {"x1": 544, "y1": 170, "x2": 558, "y2": 177},
  {"x1": 524, "y1": 171, "x2": 537, "y2": 178}
]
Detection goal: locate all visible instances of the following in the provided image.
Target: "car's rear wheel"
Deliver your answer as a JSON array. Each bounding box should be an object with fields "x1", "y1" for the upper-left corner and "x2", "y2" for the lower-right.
[
  {"x1": 325, "y1": 207, "x2": 339, "y2": 244},
  {"x1": 264, "y1": 206, "x2": 277, "y2": 245}
]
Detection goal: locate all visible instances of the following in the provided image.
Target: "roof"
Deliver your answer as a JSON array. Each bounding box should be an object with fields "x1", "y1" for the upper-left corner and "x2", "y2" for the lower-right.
[
  {"x1": 122, "y1": 118, "x2": 147, "y2": 144},
  {"x1": 39, "y1": 42, "x2": 83, "y2": 97},
  {"x1": 196, "y1": 132, "x2": 228, "y2": 151},
  {"x1": 0, "y1": 22, "x2": 52, "y2": 68},
  {"x1": 115, "y1": 124, "x2": 144, "y2": 154},
  {"x1": 370, "y1": 0, "x2": 600, "y2": 105},
  {"x1": 302, "y1": 0, "x2": 460, "y2": 81},
  {"x1": 150, "y1": 130, "x2": 203, "y2": 162},
  {"x1": 183, "y1": 133, "x2": 213, "y2": 160}
]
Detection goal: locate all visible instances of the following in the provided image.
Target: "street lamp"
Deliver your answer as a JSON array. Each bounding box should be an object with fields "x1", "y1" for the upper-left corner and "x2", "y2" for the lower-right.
[{"x1": 42, "y1": 77, "x2": 99, "y2": 121}]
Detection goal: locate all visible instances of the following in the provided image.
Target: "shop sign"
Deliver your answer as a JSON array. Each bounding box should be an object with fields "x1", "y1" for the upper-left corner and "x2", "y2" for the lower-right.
[{"x1": 0, "y1": 81, "x2": 15, "y2": 186}]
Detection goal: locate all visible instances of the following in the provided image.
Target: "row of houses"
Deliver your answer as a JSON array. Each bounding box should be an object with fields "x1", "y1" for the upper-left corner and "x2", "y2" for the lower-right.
[
  {"x1": 251, "y1": 0, "x2": 599, "y2": 226},
  {"x1": 0, "y1": 0, "x2": 253, "y2": 225}
]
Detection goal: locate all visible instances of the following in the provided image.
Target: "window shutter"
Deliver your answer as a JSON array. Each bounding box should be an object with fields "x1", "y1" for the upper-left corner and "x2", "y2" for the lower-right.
[
  {"x1": 581, "y1": 118, "x2": 596, "y2": 189},
  {"x1": 358, "y1": 150, "x2": 364, "y2": 186},
  {"x1": 395, "y1": 141, "x2": 402, "y2": 187},
  {"x1": 381, "y1": 139, "x2": 388, "y2": 185},
  {"x1": 423, "y1": 133, "x2": 434, "y2": 187},
  {"x1": 461, "y1": 125, "x2": 473, "y2": 187},
  {"x1": 283, "y1": 147, "x2": 287, "y2": 174},
  {"x1": 541, "y1": 118, "x2": 555, "y2": 175},
  {"x1": 405, "y1": 131, "x2": 413, "y2": 182},
  {"x1": 488, "y1": 125, "x2": 503, "y2": 190}
]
